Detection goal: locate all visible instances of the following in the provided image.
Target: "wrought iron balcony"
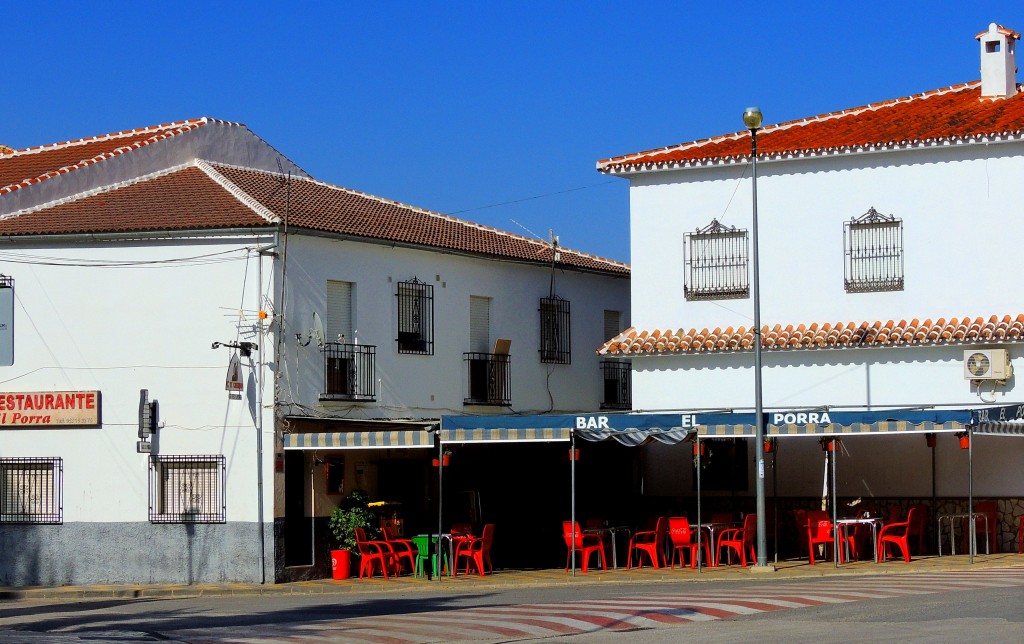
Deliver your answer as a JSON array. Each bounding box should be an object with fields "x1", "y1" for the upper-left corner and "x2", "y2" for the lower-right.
[
  {"x1": 463, "y1": 352, "x2": 511, "y2": 406},
  {"x1": 321, "y1": 342, "x2": 376, "y2": 402}
]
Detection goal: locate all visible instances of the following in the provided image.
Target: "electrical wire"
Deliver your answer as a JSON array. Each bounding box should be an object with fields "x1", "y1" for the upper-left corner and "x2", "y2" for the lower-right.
[
  {"x1": 448, "y1": 180, "x2": 619, "y2": 215},
  {"x1": 0, "y1": 248, "x2": 247, "y2": 268}
]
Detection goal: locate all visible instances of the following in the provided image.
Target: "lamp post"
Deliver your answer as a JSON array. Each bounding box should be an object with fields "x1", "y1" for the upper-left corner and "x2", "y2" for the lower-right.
[{"x1": 743, "y1": 106, "x2": 768, "y2": 569}]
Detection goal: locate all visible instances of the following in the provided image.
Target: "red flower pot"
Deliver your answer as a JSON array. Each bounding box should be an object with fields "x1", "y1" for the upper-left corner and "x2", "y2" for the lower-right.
[
  {"x1": 764, "y1": 440, "x2": 774, "y2": 454},
  {"x1": 959, "y1": 435, "x2": 970, "y2": 449},
  {"x1": 822, "y1": 439, "x2": 833, "y2": 452},
  {"x1": 331, "y1": 549, "x2": 351, "y2": 579},
  {"x1": 692, "y1": 443, "x2": 705, "y2": 457}
]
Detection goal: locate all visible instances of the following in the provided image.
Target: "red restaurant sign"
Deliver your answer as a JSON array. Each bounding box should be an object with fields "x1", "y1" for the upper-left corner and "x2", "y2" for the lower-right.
[{"x1": 0, "y1": 391, "x2": 101, "y2": 428}]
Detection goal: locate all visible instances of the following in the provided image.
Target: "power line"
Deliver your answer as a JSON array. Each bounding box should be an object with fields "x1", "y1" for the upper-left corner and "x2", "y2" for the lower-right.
[{"x1": 448, "y1": 180, "x2": 619, "y2": 215}]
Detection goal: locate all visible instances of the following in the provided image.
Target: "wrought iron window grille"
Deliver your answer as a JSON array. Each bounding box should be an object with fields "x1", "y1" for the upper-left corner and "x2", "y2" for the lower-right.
[
  {"x1": 600, "y1": 360, "x2": 632, "y2": 410},
  {"x1": 148, "y1": 455, "x2": 226, "y2": 524},
  {"x1": 463, "y1": 352, "x2": 511, "y2": 406},
  {"x1": 396, "y1": 277, "x2": 434, "y2": 355},
  {"x1": 844, "y1": 207, "x2": 904, "y2": 293},
  {"x1": 539, "y1": 296, "x2": 571, "y2": 364},
  {"x1": 0, "y1": 457, "x2": 62, "y2": 524},
  {"x1": 684, "y1": 219, "x2": 750, "y2": 301},
  {"x1": 321, "y1": 342, "x2": 377, "y2": 402}
]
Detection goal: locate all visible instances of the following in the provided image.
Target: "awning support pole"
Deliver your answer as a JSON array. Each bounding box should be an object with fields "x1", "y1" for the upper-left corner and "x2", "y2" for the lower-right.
[{"x1": 570, "y1": 430, "x2": 576, "y2": 576}]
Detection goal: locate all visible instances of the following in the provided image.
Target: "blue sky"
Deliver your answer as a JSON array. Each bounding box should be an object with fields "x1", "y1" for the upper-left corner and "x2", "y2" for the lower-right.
[{"x1": 6, "y1": 2, "x2": 1023, "y2": 264}]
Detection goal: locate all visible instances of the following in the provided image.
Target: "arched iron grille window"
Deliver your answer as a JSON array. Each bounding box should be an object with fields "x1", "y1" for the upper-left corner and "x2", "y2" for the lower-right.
[
  {"x1": 396, "y1": 278, "x2": 434, "y2": 354},
  {"x1": 684, "y1": 220, "x2": 749, "y2": 301},
  {"x1": 539, "y1": 296, "x2": 571, "y2": 364},
  {"x1": 844, "y1": 207, "x2": 904, "y2": 293}
]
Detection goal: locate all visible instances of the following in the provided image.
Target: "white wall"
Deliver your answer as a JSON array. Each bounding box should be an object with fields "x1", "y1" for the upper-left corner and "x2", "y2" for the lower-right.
[
  {"x1": 629, "y1": 144, "x2": 1024, "y2": 331},
  {"x1": 278, "y1": 235, "x2": 631, "y2": 417},
  {"x1": 0, "y1": 236, "x2": 275, "y2": 523},
  {"x1": 624, "y1": 141, "x2": 1024, "y2": 498}
]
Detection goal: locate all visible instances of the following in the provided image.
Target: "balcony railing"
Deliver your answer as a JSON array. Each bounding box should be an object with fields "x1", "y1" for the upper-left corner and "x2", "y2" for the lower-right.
[
  {"x1": 463, "y1": 352, "x2": 511, "y2": 406},
  {"x1": 321, "y1": 342, "x2": 376, "y2": 402},
  {"x1": 600, "y1": 360, "x2": 632, "y2": 410}
]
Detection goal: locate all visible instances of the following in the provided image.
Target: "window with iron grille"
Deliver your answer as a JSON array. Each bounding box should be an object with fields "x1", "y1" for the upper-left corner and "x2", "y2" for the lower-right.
[
  {"x1": 684, "y1": 220, "x2": 749, "y2": 300},
  {"x1": 396, "y1": 278, "x2": 433, "y2": 354},
  {"x1": 0, "y1": 457, "x2": 62, "y2": 524},
  {"x1": 539, "y1": 296, "x2": 571, "y2": 364},
  {"x1": 149, "y1": 455, "x2": 226, "y2": 523},
  {"x1": 844, "y1": 207, "x2": 904, "y2": 293},
  {"x1": 600, "y1": 360, "x2": 631, "y2": 410}
]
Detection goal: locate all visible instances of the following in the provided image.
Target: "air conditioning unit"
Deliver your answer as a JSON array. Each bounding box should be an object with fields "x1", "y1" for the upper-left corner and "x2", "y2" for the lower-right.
[{"x1": 963, "y1": 349, "x2": 1013, "y2": 381}]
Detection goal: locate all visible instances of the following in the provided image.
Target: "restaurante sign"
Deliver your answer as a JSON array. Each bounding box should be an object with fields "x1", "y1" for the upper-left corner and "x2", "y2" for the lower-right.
[{"x1": 0, "y1": 391, "x2": 101, "y2": 428}]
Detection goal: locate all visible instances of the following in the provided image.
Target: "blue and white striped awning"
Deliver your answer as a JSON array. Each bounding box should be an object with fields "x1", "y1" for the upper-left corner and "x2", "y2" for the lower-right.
[
  {"x1": 972, "y1": 422, "x2": 1024, "y2": 436},
  {"x1": 283, "y1": 430, "x2": 434, "y2": 450},
  {"x1": 696, "y1": 409, "x2": 972, "y2": 437},
  {"x1": 440, "y1": 413, "x2": 691, "y2": 446}
]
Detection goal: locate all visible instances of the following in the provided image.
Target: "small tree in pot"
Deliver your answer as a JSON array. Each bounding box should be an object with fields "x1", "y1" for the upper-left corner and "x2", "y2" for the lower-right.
[{"x1": 328, "y1": 489, "x2": 378, "y2": 579}]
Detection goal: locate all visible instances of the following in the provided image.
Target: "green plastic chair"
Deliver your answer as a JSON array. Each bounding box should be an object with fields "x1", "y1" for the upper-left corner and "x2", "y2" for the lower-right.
[{"x1": 411, "y1": 535, "x2": 447, "y2": 577}]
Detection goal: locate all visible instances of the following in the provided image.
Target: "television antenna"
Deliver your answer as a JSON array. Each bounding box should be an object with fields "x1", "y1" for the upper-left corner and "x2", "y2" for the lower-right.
[{"x1": 296, "y1": 311, "x2": 325, "y2": 350}]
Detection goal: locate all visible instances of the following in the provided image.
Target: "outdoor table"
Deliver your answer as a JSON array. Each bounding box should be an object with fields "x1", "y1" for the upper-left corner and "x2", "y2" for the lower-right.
[
  {"x1": 937, "y1": 513, "x2": 990, "y2": 556},
  {"x1": 697, "y1": 522, "x2": 737, "y2": 566},
  {"x1": 587, "y1": 526, "x2": 631, "y2": 568},
  {"x1": 835, "y1": 517, "x2": 883, "y2": 563}
]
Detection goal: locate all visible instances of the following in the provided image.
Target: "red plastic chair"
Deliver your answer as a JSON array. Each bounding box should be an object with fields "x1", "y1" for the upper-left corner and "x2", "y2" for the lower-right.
[
  {"x1": 879, "y1": 507, "x2": 920, "y2": 562},
  {"x1": 716, "y1": 514, "x2": 756, "y2": 566},
  {"x1": 1018, "y1": 515, "x2": 1023, "y2": 554},
  {"x1": 907, "y1": 503, "x2": 929, "y2": 555},
  {"x1": 354, "y1": 527, "x2": 396, "y2": 579},
  {"x1": 563, "y1": 521, "x2": 606, "y2": 573},
  {"x1": 792, "y1": 509, "x2": 809, "y2": 558},
  {"x1": 455, "y1": 523, "x2": 494, "y2": 576},
  {"x1": 383, "y1": 527, "x2": 417, "y2": 574},
  {"x1": 668, "y1": 517, "x2": 711, "y2": 569},
  {"x1": 962, "y1": 501, "x2": 998, "y2": 554},
  {"x1": 806, "y1": 511, "x2": 855, "y2": 564},
  {"x1": 627, "y1": 516, "x2": 668, "y2": 569}
]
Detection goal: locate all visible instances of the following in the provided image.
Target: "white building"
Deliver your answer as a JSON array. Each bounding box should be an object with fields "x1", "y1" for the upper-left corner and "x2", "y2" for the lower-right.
[
  {"x1": 595, "y1": 24, "x2": 1024, "y2": 551},
  {"x1": 0, "y1": 118, "x2": 630, "y2": 585}
]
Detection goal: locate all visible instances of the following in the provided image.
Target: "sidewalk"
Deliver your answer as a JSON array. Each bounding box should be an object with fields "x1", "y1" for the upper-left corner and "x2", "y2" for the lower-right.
[{"x1": 4, "y1": 552, "x2": 1023, "y2": 601}]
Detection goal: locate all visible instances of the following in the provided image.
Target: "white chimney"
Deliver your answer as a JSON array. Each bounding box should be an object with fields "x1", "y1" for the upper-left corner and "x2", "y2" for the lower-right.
[{"x1": 976, "y1": 23, "x2": 1020, "y2": 98}]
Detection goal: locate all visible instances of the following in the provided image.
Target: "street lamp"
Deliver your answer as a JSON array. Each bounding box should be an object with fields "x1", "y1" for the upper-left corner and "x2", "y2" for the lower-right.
[{"x1": 743, "y1": 106, "x2": 768, "y2": 569}]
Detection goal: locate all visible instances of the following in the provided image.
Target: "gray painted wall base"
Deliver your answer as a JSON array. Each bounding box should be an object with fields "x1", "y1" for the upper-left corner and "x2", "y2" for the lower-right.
[{"x1": 0, "y1": 521, "x2": 273, "y2": 586}]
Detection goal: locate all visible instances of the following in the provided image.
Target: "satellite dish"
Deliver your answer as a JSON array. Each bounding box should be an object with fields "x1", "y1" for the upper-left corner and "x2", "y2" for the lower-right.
[{"x1": 311, "y1": 312, "x2": 325, "y2": 350}]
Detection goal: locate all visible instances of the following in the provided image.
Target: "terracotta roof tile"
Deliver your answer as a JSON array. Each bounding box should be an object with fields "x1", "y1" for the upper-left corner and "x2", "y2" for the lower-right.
[
  {"x1": 0, "y1": 160, "x2": 629, "y2": 275},
  {"x1": 0, "y1": 165, "x2": 267, "y2": 236},
  {"x1": 597, "y1": 314, "x2": 1024, "y2": 355},
  {"x1": 597, "y1": 82, "x2": 1024, "y2": 173},
  {"x1": 211, "y1": 164, "x2": 629, "y2": 274},
  {"x1": 0, "y1": 119, "x2": 223, "y2": 195}
]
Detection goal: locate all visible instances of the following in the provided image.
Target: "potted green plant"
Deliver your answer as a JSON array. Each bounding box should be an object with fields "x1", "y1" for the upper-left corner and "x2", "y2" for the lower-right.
[{"x1": 327, "y1": 489, "x2": 378, "y2": 579}]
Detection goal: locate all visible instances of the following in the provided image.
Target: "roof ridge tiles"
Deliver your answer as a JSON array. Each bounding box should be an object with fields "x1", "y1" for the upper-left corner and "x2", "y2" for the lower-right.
[
  {"x1": 206, "y1": 162, "x2": 630, "y2": 271},
  {"x1": 0, "y1": 162, "x2": 199, "y2": 221},
  {"x1": 597, "y1": 313, "x2": 1024, "y2": 356},
  {"x1": 0, "y1": 118, "x2": 239, "y2": 196},
  {"x1": 596, "y1": 80, "x2": 1014, "y2": 173},
  {"x1": 196, "y1": 160, "x2": 280, "y2": 224}
]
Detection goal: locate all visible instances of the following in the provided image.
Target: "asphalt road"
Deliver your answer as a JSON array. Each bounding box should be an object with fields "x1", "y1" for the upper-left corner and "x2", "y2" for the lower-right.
[{"x1": 1, "y1": 573, "x2": 1022, "y2": 642}]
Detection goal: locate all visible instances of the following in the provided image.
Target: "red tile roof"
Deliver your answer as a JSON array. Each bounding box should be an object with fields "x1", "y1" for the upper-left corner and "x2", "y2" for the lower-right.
[
  {"x1": 0, "y1": 165, "x2": 268, "y2": 236},
  {"x1": 597, "y1": 82, "x2": 1024, "y2": 173},
  {"x1": 0, "y1": 159, "x2": 629, "y2": 275},
  {"x1": 598, "y1": 315, "x2": 1024, "y2": 355},
  {"x1": 0, "y1": 119, "x2": 220, "y2": 196},
  {"x1": 209, "y1": 164, "x2": 629, "y2": 274}
]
